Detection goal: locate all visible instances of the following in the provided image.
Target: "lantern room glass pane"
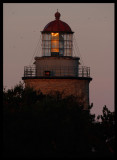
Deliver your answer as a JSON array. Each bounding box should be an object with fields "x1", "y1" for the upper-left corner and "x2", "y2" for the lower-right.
[
  {"x1": 42, "y1": 32, "x2": 73, "y2": 57},
  {"x1": 42, "y1": 33, "x2": 51, "y2": 56}
]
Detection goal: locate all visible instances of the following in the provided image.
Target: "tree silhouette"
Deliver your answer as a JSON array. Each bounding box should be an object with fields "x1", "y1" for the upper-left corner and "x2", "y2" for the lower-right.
[
  {"x1": 3, "y1": 82, "x2": 115, "y2": 158},
  {"x1": 96, "y1": 105, "x2": 115, "y2": 154}
]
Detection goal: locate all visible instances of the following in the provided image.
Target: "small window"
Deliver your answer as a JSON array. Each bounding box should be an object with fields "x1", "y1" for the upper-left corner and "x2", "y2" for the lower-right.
[{"x1": 44, "y1": 71, "x2": 51, "y2": 76}]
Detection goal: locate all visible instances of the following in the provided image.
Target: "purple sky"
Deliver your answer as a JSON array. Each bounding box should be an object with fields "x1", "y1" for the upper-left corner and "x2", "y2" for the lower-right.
[{"x1": 3, "y1": 3, "x2": 114, "y2": 116}]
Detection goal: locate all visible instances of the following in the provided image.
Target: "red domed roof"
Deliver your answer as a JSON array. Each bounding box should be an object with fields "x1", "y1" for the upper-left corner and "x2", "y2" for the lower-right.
[{"x1": 42, "y1": 11, "x2": 73, "y2": 33}]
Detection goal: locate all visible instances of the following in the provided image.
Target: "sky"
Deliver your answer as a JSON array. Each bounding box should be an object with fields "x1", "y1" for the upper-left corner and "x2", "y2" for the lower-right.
[{"x1": 3, "y1": 3, "x2": 114, "y2": 116}]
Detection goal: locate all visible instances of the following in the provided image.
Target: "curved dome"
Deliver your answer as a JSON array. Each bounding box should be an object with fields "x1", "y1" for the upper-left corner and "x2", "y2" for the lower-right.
[{"x1": 42, "y1": 11, "x2": 73, "y2": 32}]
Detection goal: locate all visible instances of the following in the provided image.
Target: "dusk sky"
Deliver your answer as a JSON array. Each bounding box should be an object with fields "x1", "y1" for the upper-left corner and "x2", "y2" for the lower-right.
[{"x1": 3, "y1": 3, "x2": 114, "y2": 116}]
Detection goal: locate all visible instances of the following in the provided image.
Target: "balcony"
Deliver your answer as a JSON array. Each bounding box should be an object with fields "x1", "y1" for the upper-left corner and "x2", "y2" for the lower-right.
[{"x1": 23, "y1": 65, "x2": 91, "y2": 79}]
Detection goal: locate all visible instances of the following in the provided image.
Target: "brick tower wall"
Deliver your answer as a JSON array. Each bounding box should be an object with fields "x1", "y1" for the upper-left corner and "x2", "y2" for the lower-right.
[{"x1": 23, "y1": 78, "x2": 91, "y2": 109}]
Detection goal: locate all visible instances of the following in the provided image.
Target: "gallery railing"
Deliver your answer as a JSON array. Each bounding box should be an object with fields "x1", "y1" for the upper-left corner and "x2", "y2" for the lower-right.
[{"x1": 23, "y1": 65, "x2": 90, "y2": 78}]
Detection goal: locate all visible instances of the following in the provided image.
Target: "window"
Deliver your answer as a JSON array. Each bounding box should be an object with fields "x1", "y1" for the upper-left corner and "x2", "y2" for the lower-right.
[{"x1": 44, "y1": 71, "x2": 51, "y2": 76}]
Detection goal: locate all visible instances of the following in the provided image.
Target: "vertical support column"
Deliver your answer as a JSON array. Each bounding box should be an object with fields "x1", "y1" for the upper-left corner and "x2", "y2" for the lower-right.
[
  {"x1": 89, "y1": 67, "x2": 90, "y2": 77},
  {"x1": 24, "y1": 66, "x2": 25, "y2": 77},
  {"x1": 82, "y1": 66, "x2": 84, "y2": 77},
  {"x1": 87, "y1": 67, "x2": 88, "y2": 77}
]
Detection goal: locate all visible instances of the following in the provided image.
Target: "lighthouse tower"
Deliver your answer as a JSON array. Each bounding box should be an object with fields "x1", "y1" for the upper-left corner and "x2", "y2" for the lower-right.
[{"x1": 22, "y1": 11, "x2": 92, "y2": 109}]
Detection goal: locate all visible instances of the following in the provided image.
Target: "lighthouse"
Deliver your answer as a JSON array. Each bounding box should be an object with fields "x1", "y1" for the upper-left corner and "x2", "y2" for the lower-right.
[{"x1": 22, "y1": 11, "x2": 92, "y2": 109}]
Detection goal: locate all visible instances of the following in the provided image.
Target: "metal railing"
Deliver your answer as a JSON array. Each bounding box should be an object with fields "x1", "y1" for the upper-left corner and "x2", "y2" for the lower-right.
[
  {"x1": 79, "y1": 66, "x2": 90, "y2": 77},
  {"x1": 23, "y1": 65, "x2": 90, "y2": 78},
  {"x1": 24, "y1": 65, "x2": 36, "y2": 77}
]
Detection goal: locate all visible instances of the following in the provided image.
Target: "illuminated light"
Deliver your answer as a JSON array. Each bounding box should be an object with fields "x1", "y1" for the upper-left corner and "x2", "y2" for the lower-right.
[
  {"x1": 51, "y1": 33, "x2": 59, "y2": 53},
  {"x1": 51, "y1": 33, "x2": 59, "y2": 36}
]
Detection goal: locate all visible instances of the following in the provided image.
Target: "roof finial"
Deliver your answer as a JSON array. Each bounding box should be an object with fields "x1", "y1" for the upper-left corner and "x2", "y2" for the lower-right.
[{"x1": 55, "y1": 10, "x2": 61, "y2": 20}]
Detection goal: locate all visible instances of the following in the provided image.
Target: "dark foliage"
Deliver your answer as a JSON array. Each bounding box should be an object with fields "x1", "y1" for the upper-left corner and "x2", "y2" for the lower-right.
[{"x1": 3, "y1": 82, "x2": 115, "y2": 158}]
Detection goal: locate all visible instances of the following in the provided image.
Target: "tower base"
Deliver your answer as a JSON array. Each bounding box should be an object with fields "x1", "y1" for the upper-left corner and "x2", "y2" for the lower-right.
[{"x1": 22, "y1": 77, "x2": 92, "y2": 110}]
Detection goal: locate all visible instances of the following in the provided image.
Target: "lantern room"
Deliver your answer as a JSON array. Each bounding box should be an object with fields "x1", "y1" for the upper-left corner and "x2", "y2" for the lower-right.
[{"x1": 41, "y1": 10, "x2": 74, "y2": 57}]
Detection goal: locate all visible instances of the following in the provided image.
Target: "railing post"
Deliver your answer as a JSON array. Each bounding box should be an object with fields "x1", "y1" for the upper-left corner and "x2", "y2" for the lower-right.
[
  {"x1": 89, "y1": 67, "x2": 90, "y2": 77},
  {"x1": 87, "y1": 67, "x2": 88, "y2": 77},
  {"x1": 30, "y1": 68, "x2": 32, "y2": 77},
  {"x1": 24, "y1": 66, "x2": 25, "y2": 77},
  {"x1": 82, "y1": 66, "x2": 84, "y2": 77},
  {"x1": 35, "y1": 66, "x2": 36, "y2": 77}
]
